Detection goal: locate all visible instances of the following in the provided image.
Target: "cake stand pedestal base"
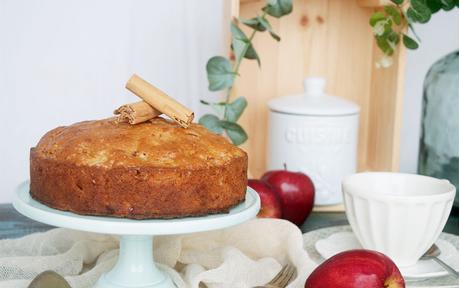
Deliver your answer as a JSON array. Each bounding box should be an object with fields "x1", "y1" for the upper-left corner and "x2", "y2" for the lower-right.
[
  {"x1": 13, "y1": 181, "x2": 260, "y2": 288},
  {"x1": 95, "y1": 235, "x2": 174, "y2": 288}
]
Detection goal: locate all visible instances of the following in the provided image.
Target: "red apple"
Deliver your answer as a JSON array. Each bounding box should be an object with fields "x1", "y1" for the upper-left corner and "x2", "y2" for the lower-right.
[
  {"x1": 305, "y1": 250, "x2": 405, "y2": 288},
  {"x1": 261, "y1": 170, "x2": 314, "y2": 226},
  {"x1": 248, "y1": 179, "x2": 282, "y2": 218}
]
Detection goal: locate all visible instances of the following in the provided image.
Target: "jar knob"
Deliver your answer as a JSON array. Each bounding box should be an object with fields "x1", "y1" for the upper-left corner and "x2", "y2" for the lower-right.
[{"x1": 304, "y1": 77, "x2": 326, "y2": 96}]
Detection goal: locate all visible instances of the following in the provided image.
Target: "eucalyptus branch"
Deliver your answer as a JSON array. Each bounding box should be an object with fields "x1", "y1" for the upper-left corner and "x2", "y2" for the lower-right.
[
  {"x1": 233, "y1": 29, "x2": 258, "y2": 76},
  {"x1": 371, "y1": 0, "x2": 459, "y2": 66},
  {"x1": 199, "y1": 0, "x2": 293, "y2": 145},
  {"x1": 224, "y1": 28, "x2": 258, "y2": 121}
]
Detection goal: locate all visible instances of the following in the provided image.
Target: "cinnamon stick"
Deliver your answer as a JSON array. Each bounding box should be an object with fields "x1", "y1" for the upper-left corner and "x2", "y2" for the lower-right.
[
  {"x1": 125, "y1": 74, "x2": 194, "y2": 128},
  {"x1": 114, "y1": 101, "x2": 161, "y2": 124}
]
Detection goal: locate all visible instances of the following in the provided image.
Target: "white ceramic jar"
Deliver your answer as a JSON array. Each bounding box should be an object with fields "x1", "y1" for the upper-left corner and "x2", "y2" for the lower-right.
[{"x1": 267, "y1": 77, "x2": 360, "y2": 205}]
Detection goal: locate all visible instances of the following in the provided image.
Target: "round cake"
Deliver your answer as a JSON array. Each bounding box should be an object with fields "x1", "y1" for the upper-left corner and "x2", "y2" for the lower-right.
[{"x1": 30, "y1": 117, "x2": 248, "y2": 219}]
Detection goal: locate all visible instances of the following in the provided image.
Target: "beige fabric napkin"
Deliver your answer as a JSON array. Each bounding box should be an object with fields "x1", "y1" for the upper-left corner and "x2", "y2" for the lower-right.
[{"x1": 0, "y1": 218, "x2": 316, "y2": 288}]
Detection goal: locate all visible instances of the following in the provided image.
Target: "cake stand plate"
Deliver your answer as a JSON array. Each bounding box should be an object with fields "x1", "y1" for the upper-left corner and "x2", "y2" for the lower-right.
[{"x1": 13, "y1": 181, "x2": 260, "y2": 288}]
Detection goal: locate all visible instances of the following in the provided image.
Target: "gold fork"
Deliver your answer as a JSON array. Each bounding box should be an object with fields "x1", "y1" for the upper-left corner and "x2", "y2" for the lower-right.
[{"x1": 255, "y1": 263, "x2": 297, "y2": 288}]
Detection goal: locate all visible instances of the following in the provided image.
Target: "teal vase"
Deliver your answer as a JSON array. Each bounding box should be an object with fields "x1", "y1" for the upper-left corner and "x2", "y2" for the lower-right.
[{"x1": 419, "y1": 50, "x2": 459, "y2": 207}]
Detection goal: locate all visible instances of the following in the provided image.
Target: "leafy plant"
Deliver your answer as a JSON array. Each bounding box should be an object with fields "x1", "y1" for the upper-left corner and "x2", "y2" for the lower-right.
[
  {"x1": 370, "y1": 0, "x2": 459, "y2": 66},
  {"x1": 199, "y1": 0, "x2": 293, "y2": 145}
]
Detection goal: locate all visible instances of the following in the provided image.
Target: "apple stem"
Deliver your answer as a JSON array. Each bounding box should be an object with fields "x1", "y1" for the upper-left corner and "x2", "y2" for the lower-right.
[{"x1": 283, "y1": 163, "x2": 287, "y2": 170}]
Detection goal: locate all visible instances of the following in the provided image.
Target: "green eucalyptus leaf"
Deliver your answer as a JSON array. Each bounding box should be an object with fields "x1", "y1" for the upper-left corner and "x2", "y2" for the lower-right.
[
  {"x1": 406, "y1": 8, "x2": 419, "y2": 22},
  {"x1": 403, "y1": 34, "x2": 419, "y2": 49},
  {"x1": 373, "y1": 18, "x2": 392, "y2": 37},
  {"x1": 206, "y1": 56, "x2": 235, "y2": 91},
  {"x1": 268, "y1": 31, "x2": 281, "y2": 41},
  {"x1": 263, "y1": 0, "x2": 293, "y2": 18},
  {"x1": 211, "y1": 103, "x2": 227, "y2": 117},
  {"x1": 212, "y1": 105, "x2": 226, "y2": 117},
  {"x1": 369, "y1": 12, "x2": 386, "y2": 27},
  {"x1": 440, "y1": 0, "x2": 456, "y2": 10},
  {"x1": 199, "y1": 114, "x2": 224, "y2": 134},
  {"x1": 231, "y1": 22, "x2": 248, "y2": 63},
  {"x1": 220, "y1": 121, "x2": 248, "y2": 145},
  {"x1": 387, "y1": 31, "x2": 401, "y2": 44},
  {"x1": 225, "y1": 97, "x2": 248, "y2": 122},
  {"x1": 240, "y1": 17, "x2": 266, "y2": 31},
  {"x1": 200, "y1": 99, "x2": 211, "y2": 105},
  {"x1": 390, "y1": 0, "x2": 404, "y2": 4},
  {"x1": 244, "y1": 44, "x2": 261, "y2": 64},
  {"x1": 425, "y1": 0, "x2": 443, "y2": 12},
  {"x1": 383, "y1": 18, "x2": 393, "y2": 35},
  {"x1": 376, "y1": 36, "x2": 394, "y2": 56},
  {"x1": 257, "y1": 16, "x2": 281, "y2": 41},
  {"x1": 407, "y1": 0, "x2": 432, "y2": 23},
  {"x1": 231, "y1": 22, "x2": 260, "y2": 66},
  {"x1": 384, "y1": 6, "x2": 402, "y2": 25}
]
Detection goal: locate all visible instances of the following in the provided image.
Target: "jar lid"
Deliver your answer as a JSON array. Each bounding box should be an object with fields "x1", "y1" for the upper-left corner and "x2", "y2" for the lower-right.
[{"x1": 268, "y1": 77, "x2": 360, "y2": 116}]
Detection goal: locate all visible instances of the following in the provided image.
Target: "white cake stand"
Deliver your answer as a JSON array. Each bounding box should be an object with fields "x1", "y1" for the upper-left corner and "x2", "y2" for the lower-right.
[{"x1": 13, "y1": 181, "x2": 260, "y2": 288}]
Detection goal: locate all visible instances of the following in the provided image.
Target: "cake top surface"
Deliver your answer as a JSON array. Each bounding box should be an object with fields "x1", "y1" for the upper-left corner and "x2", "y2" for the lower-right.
[{"x1": 34, "y1": 117, "x2": 246, "y2": 169}]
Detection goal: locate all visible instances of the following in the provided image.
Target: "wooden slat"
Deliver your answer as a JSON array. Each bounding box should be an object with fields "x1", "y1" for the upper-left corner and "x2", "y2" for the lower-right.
[
  {"x1": 357, "y1": 0, "x2": 392, "y2": 7},
  {"x1": 231, "y1": 0, "x2": 240, "y2": 18},
  {"x1": 367, "y1": 46, "x2": 406, "y2": 171},
  {"x1": 313, "y1": 204, "x2": 345, "y2": 213},
  {"x1": 240, "y1": 0, "x2": 261, "y2": 4}
]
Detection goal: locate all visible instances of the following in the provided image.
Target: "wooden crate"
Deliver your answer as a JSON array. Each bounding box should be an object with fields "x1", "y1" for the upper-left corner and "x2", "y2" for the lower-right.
[{"x1": 233, "y1": 0, "x2": 406, "y2": 179}]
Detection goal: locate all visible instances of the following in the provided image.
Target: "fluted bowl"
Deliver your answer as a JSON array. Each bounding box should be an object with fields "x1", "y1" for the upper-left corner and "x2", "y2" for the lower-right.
[{"x1": 343, "y1": 172, "x2": 455, "y2": 267}]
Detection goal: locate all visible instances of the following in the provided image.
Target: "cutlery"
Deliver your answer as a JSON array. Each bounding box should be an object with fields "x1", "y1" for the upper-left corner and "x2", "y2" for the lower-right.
[
  {"x1": 421, "y1": 244, "x2": 459, "y2": 278},
  {"x1": 255, "y1": 263, "x2": 297, "y2": 288},
  {"x1": 28, "y1": 270, "x2": 71, "y2": 288}
]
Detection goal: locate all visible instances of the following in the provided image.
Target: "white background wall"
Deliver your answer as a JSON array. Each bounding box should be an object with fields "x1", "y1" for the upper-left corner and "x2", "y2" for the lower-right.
[
  {"x1": 1, "y1": 1, "x2": 459, "y2": 203},
  {"x1": 0, "y1": 0, "x2": 228, "y2": 203},
  {"x1": 400, "y1": 10, "x2": 459, "y2": 173}
]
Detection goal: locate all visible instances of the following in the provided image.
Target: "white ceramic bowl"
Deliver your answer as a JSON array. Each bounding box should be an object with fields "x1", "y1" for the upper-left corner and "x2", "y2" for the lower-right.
[{"x1": 342, "y1": 172, "x2": 455, "y2": 267}]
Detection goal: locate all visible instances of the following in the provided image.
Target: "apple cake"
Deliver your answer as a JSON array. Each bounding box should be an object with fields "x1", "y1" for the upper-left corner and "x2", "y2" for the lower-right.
[{"x1": 30, "y1": 117, "x2": 248, "y2": 219}]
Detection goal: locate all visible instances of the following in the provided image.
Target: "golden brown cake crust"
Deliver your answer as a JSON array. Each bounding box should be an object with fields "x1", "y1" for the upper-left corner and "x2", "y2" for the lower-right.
[{"x1": 30, "y1": 118, "x2": 248, "y2": 219}]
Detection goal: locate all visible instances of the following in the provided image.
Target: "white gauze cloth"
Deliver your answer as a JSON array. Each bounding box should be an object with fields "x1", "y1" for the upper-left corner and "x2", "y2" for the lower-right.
[{"x1": 0, "y1": 218, "x2": 317, "y2": 288}]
